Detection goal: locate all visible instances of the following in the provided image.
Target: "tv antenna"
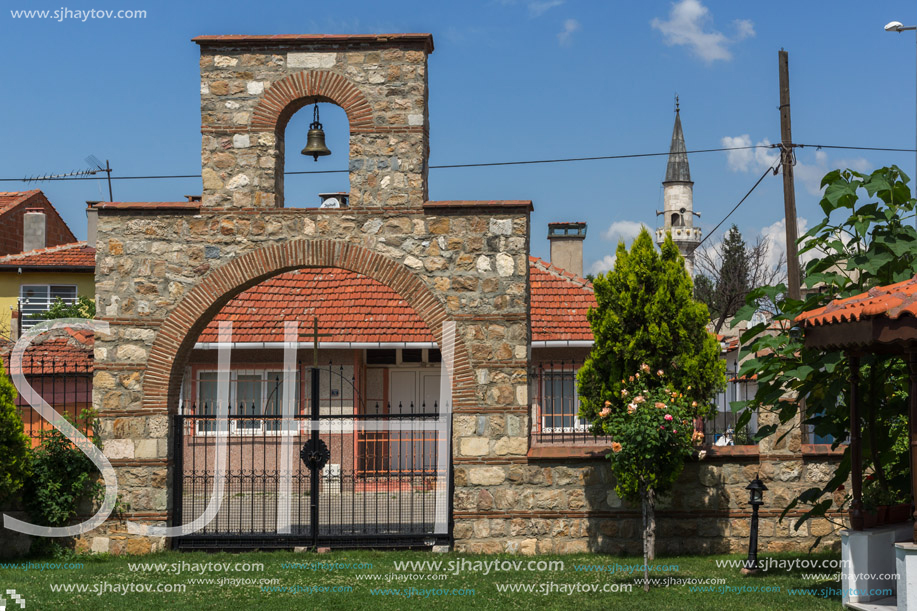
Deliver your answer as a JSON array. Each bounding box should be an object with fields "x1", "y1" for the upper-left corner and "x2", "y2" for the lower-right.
[
  {"x1": 85, "y1": 155, "x2": 113, "y2": 201},
  {"x1": 22, "y1": 155, "x2": 114, "y2": 202}
]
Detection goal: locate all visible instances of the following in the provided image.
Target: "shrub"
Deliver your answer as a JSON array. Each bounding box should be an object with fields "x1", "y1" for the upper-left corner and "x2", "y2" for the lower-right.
[{"x1": 0, "y1": 363, "x2": 30, "y2": 505}]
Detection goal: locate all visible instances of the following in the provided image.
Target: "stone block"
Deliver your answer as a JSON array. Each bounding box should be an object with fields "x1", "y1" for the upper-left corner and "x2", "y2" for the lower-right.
[
  {"x1": 460, "y1": 437, "x2": 489, "y2": 456},
  {"x1": 467, "y1": 467, "x2": 506, "y2": 486}
]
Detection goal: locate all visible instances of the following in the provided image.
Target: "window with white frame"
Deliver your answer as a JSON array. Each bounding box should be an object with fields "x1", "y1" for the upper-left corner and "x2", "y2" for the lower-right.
[
  {"x1": 20, "y1": 285, "x2": 77, "y2": 329},
  {"x1": 196, "y1": 370, "x2": 298, "y2": 434},
  {"x1": 540, "y1": 368, "x2": 588, "y2": 433}
]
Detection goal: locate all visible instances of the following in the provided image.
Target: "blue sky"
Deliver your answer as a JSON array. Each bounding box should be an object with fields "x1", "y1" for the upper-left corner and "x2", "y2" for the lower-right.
[{"x1": 1, "y1": 0, "x2": 915, "y2": 274}]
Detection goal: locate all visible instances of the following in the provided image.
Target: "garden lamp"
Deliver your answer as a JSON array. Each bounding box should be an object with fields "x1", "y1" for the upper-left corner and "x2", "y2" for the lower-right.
[{"x1": 742, "y1": 475, "x2": 767, "y2": 575}]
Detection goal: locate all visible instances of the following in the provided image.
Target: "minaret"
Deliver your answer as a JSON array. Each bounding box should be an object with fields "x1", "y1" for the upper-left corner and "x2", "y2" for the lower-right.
[{"x1": 655, "y1": 96, "x2": 701, "y2": 275}]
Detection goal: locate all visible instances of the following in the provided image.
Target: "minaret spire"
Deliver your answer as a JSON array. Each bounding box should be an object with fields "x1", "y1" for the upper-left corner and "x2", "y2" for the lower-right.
[
  {"x1": 655, "y1": 98, "x2": 701, "y2": 276},
  {"x1": 664, "y1": 97, "x2": 692, "y2": 184}
]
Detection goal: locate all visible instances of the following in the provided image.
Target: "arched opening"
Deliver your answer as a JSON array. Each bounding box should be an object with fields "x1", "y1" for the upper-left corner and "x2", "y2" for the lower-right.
[
  {"x1": 671, "y1": 212, "x2": 683, "y2": 227},
  {"x1": 141, "y1": 240, "x2": 462, "y2": 548},
  {"x1": 279, "y1": 101, "x2": 350, "y2": 208}
]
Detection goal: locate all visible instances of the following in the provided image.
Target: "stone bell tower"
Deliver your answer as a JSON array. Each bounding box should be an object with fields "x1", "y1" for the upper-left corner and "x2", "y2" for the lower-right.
[
  {"x1": 655, "y1": 98, "x2": 701, "y2": 275},
  {"x1": 195, "y1": 34, "x2": 433, "y2": 209}
]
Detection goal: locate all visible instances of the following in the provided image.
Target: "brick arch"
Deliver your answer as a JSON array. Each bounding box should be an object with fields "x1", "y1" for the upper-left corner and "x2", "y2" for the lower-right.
[
  {"x1": 142, "y1": 239, "x2": 468, "y2": 413},
  {"x1": 250, "y1": 70, "x2": 374, "y2": 133}
]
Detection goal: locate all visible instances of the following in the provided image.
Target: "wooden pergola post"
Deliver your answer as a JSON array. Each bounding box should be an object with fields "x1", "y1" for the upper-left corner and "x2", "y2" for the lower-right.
[
  {"x1": 849, "y1": 353, "x2": 864, "y2": 530},
  {"x1": 908, "y1": 352, "x2": 917, "y2": 543}
]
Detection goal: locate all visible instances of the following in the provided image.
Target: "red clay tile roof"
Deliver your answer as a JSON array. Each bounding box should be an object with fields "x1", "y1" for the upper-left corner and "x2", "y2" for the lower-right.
[
  {"x1": 198, "y1": 267, "x2": 435, "y2": 344},
  {"x1": 529, "y1": 256, "x2": 595, "y2": 342},
  {"x1": 796, "y1": 275, "x2": 917, "y2": 327},
  {"x1": 0, "y1": 190, "x2": 40, "y2": 216},
  {"x1": 0, "y1": 242, "x2": 95, "y2": 268},
  {"x1": 0, "y1": 330, "x2": 93, "y2": 375},
  {"x1": 196, "y1": 259, "x2": 596, "y2": 345}
]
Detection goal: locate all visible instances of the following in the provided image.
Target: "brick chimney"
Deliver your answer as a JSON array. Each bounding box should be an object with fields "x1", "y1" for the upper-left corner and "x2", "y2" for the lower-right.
[
  {"x1": 547, "y1": 222, "x2": 587, "y2": 277},
  {"x1": 86, "y1": 201, "x2": 100, "y2": 248},
  {"x1": 23, "y1": 208, "x2": 46, "y2": 252}
]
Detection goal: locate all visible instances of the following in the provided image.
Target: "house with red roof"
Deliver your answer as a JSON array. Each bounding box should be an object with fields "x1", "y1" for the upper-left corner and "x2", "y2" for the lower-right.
[
  {"x1": 0, "y1": 192, "x2": 96, "y2": 342},
  {"x1": 176, "y1": 224, "x2": 600, "y2": 476}
]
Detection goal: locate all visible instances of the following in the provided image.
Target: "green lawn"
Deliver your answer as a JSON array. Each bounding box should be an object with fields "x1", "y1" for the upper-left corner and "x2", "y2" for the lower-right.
[{"x1": 0, "y1": 549, "x2": 851, "y2": 610}]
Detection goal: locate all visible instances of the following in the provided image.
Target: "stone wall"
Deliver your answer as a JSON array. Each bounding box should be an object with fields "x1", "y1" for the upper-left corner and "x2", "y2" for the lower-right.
[{"x1": 451, "y1": 451, "x2": 847, "y2": 556}]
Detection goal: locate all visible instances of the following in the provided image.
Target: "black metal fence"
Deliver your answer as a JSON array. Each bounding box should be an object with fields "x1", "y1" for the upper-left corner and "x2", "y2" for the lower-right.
[
  {"x1": 5, "y1": 357, "x2": 93, "y2": 446},
  {"x1": 530, "y1": 362, "x2": 601, "y2": 445},
  {"x1": 530, "y1": 363, "x2": 759, "y2": 447},
  {"x1": 173, "y1": 366, "x2": 450, "y2": 550},
  {"x1": 705, "y1": 371, "x2": 757, "y2": 446}
]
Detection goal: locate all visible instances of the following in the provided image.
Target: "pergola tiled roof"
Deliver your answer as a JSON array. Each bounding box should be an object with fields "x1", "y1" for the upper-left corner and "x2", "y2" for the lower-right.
[
  {"x1": 795, "y1": 275, "x2": 917, "y2": 539},
  {"x1": 796, "y1": 275, "x2": 917, "y2": 352}
]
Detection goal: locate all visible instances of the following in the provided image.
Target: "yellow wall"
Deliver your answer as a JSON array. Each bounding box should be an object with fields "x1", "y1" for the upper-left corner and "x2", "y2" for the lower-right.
[{"x1": 0, "y1": 271, "x2": 95, "y2": 340}]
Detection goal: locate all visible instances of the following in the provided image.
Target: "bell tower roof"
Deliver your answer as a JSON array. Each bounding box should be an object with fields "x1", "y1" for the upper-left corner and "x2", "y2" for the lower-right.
[{"x1": 664, "y1": 98, "x2": 692, "y2": 184}]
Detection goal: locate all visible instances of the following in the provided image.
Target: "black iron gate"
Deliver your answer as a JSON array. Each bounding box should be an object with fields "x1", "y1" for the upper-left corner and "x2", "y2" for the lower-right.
[{"x1": 172, "y1": 365, "x2": 450, "y2": 549}]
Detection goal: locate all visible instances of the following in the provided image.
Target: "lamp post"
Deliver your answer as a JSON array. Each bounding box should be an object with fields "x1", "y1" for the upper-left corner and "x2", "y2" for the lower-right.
[
  {"x1": 741, "y1": 476, "x2": 768, "y2": 575},
  {"x1": 885, "y1": 21, "x2": 917, "y2": 220}
]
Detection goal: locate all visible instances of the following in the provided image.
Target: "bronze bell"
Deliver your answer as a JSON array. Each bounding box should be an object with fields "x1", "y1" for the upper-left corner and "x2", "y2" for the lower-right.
[{"x1": 301, "y1": 104, "x2": 331, "y2": 161}]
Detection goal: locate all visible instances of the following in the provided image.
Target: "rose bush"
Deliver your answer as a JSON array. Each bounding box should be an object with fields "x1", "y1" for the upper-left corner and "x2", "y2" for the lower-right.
[{"x1": 591, "y1": 364, "x2": 697, "y2": 589}]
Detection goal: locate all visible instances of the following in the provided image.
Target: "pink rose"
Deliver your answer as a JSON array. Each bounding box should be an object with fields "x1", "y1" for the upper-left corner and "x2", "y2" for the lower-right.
[
  {"x1": 600, "y1": 407, "x2": 612, "y2": 418},
  {"x1": 664, "y1": 414, "x2": 673, "y2": 421}
]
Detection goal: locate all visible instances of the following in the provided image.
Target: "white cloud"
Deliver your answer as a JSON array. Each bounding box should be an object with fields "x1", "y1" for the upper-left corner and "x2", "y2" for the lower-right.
[
  {"x1": 601, "y1": 220, "x2": 649, "y2": 243},
  {"x1": 590, "y1": 255, "x2": 617, "y2": 275},
  {"x1": 651, "y1": 0, "x2": 754, "y2": 63},
  {"x1": 794, "y1": 151, "x2": 871, "y2": 196},
  {"x1": 761, "y1": 217, "x2": 818, "y2": 271},
  {"x1": 721, "y1": 135, "x2": 779, "y2": 173},
  {"x1": 589, "y1": 220, "x2": 651, "y2": 275},
  {"x1": 528, "y1": 0, "x2": 564, "y2": 17},
  {"x1": 723, "y1": 135, "x2": 870, "y2": 196},
  {"x1": 557, "y1": 18, "x2": 580, "y2": 46}
]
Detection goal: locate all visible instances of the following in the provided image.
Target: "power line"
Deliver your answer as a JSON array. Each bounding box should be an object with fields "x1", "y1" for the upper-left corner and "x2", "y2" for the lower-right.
[
  {"x1": 0, "y1": 142, "x2": 912, "y2": 184},
  {"x1": 696, "y1": 161, "x2": 782, "y2": 248},
  {"x1": 796, "y1": 144, "x2": 917, "y2": 153},
  {"x1": 0, "y1": 145, "x2": 771, "y2": 183}
]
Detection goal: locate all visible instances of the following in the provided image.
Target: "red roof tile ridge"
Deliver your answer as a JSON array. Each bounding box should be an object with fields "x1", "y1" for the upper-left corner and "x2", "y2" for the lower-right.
[
  {"x1": 0, "y1": 241, "x2": 89, "y2": 263},
  {"x1": 528, "y1": 255, "x2": 594, "y2": 290},
  {"x1": 0, "y1": 189, "x2": 40, "y2": 198}
]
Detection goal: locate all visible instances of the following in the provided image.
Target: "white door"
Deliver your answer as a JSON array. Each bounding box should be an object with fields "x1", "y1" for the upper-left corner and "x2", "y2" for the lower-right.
[{"x1": 387, "y1": 369, "x2": 440, "y2": 471}]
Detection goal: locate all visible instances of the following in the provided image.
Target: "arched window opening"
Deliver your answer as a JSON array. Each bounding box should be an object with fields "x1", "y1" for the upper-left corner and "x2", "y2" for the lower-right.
[
  {"x1": 671, "y1": 212, "x2": 682, "y2": 227},
  {"x1": 281, "y1": 102, "x2": 350, "y2": 208}
]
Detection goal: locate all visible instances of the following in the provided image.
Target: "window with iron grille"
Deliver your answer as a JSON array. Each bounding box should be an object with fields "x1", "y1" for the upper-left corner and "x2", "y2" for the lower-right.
[
  {"x1": 19, "y1": 285, "x2": 77, "y2": 329},
  {"x1": 195, "y1": 370, "x2": 299, "y2": 435}
]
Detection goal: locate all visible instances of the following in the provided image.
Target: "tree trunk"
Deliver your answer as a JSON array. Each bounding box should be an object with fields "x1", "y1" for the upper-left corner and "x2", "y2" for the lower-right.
[
  {"x1": 641, "y1": 484, "x2": 649, "y2": 592},
  {"x1": 647, "y1": 487, "x2": 656, "y2": 562},
  {"x1": 641, "y1": 485, "x2": 657, "y2": 591}
]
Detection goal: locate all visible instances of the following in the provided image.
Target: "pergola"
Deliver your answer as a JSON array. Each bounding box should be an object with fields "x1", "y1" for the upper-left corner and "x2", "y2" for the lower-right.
[{"x1": 796, "y1": 275, "x2": 917, "y2": 542}]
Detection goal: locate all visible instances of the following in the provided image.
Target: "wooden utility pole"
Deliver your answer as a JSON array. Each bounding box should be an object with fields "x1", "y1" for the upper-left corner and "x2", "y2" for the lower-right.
[{"x1": 779, "y1": 49, "x2": 801, "y2": 300}]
